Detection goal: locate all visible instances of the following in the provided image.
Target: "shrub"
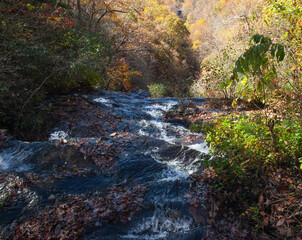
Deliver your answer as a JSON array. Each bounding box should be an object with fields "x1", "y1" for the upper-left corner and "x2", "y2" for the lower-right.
[
  {"x1": 204, "y1": 114, "x2": 302, "y2": 179},
  {"x1": 148, "y1": 83, "x2": 167, "y2": 98}
]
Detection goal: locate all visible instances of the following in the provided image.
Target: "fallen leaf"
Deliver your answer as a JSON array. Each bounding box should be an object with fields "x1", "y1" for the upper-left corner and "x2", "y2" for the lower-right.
[
  {"x1": 263, "y1": 217, "x2": 269, "y2": 227},
  {"x1": 277, "y1": 205, "x2": 284, "y2": 212},
  {"x1": 258, "y1": 193, "x2": 264, "y2": 205},
  {"x1": 276, "y1": 218, "x2": 286, "y2": 227}
]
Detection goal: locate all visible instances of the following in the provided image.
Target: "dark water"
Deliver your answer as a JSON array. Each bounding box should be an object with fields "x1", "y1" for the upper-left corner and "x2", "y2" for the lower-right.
[{"x1": 0, "y1": 90, "x2": 209, "y2": 239}]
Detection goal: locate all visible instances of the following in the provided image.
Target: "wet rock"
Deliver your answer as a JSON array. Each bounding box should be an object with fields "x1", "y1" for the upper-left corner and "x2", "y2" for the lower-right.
[
  {"x1": 164, "y1": 104, "x2": 202, "y2": 128},
  {"x1": 157, "y1": 144, "x2": 183, "y2": 160},
  {"x1": 0, "y1": 129, "x2": 10, "y2": 148},
  {"x1": 165, "y1": 104, "x2": 201, "y2": 118},
  {"x1": 167, "y1": 209, "x2": 182, "y2": 219},
  {"x1": 164, "y1": 109, "x2": 180, "y2": 119},
  {"x1": 164, "y1": 118, "x2": 191, "y2": 128},
  {"x1": 33, "y1": 145, "x2": 93, "y2": 171},
  {"x1": 183, "y1": 107, "x2": 201, "y2": 116},
  {"x1": 132, "y1": 89, "x2": 150, "y2": 98}
]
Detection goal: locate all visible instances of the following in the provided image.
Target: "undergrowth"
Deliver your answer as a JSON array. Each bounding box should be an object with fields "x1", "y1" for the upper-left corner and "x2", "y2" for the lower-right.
[{"x1": 196, "y1": 112, "x2": 302, "y2": 239}]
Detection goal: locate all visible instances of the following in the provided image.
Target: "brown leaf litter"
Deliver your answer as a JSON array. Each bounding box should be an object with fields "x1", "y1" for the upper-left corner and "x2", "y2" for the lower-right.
[{"x1": 13, "y1": 185, "x2": 147, "y2": 240}]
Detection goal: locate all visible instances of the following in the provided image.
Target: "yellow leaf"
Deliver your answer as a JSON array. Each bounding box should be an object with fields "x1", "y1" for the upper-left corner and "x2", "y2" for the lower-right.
[{"x1": 232, "y1": 100, "x2": 237, "y2": 108}]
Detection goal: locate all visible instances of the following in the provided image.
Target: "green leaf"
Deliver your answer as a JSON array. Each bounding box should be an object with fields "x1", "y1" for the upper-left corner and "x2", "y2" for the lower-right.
[
  {"x1": 260, "y1": 36, "x2": 272, "y2": 47},
  {"x1": 241, "y1": 77, "x2": 248, "y2": 85},
  {"x1": 276, "y1": 44, "x2": 285, "y2": 62},
  {"x1": 219, "y1": 82, "x2": 227, "y2": 89},
  {"x1": 257, "y1": 80, "x2": 263, "y2": 92},
  {"x1": 282, "y1": 31, "x2": 288, "y2": 39},
  {"x1": 252, "y1": 34, "x2": 263, "y2": 44},
  {"x1": 270, "y1": 43, "x2": 277, "y2": 57}
]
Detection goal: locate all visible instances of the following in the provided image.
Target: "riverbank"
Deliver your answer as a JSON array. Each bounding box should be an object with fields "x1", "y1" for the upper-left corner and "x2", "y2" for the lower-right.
[{"x1": 165, "y1": 99, "x2": 302, "y2": 240}]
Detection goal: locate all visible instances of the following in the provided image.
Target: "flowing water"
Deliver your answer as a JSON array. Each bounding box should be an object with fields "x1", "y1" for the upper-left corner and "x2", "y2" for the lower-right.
[{"x1": 0, "y1": 90, "x2": 210, "y2": 239}]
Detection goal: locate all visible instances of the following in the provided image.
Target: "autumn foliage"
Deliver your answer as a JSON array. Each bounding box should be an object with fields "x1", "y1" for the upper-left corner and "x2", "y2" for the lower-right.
[
  {"x1": 0, "y1": 0, "x2": 197, "y2": 138},
  {"x1": 167, "y1": 0, "x2": 302, "y2": 238}
]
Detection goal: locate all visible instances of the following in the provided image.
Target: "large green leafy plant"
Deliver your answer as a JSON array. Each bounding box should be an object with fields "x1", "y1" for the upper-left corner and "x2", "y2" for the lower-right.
[{"x1": 224, "y1": 34, "x2": 285, "y2": 104}]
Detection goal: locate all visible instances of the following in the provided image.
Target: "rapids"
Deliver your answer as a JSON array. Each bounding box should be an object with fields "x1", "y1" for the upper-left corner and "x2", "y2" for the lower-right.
[{"x1": 0, "y1": 90, "x2": 210, "y2": 239}]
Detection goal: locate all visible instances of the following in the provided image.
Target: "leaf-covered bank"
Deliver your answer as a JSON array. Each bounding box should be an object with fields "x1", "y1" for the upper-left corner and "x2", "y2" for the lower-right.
[{"x1": 187, "y1": 101, "x2": 302, "y2": 239}]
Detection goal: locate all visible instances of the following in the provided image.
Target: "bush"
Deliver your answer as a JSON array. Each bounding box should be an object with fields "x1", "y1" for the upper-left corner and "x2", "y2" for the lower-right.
[
  {"x1": 148, "y1": 83, "x2": 167, "y2": 98},
  {"x1": 204, "y1": 114, "x2": 302, "y2": 179}
]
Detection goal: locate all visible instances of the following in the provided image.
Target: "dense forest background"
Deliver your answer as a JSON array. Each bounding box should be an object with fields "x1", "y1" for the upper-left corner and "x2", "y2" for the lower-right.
[
  {"x1": 0, "y1": 0, "x2": 301, "y2": 238},
  {"x1": 0, "y1": 0, "x2": 200, "y2": 139},
  {"x1": 1, "y1": 0, "x2": 301, "y2": 137}
]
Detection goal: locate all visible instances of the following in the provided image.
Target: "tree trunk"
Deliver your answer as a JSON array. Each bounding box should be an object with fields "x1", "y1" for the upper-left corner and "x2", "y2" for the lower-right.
[{"x1": 77, "y1": 0, "x2": 81, "y2": 20}]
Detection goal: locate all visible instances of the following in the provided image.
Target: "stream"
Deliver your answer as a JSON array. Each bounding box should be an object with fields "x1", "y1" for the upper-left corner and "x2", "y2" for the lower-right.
[{"x1": 0, "y1": 90, "x2": 210, "y2": 239}]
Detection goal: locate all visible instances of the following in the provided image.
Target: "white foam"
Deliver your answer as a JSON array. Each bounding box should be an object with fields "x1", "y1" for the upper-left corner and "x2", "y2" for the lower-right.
[
  {"x1": 121, "y1": 210, "x2": 193, "y2": 239},
  {"x1": 165, "y1": 154, "x2": 196, "y2": 175},
  {"x1": 158, "y1": 167, "x2": 188, "y2": 182},
  {"x1": 49, "y1": 131, "x2": 69, "y2": 141},
  {"x1": 121, "y1": 233, "x2": 167, "y2": 240},
  {"x1": 0, "y1": 156, "x2": 9, "y2": 170},
  {"x1": 144, "y1": 102, "x2": 176, "y2": 113},
  {"x1": 93, "y1": 97, "x2": 113, "y2": 107},
  {"x1": 187, "y1": 142, "x2": 210, "y2": 153},
  {"x1": 145, "y1": 109, "x2": 162, "y2": 119},
  {"x1": 146, "y1": 147, "x2": 198, "y2": 180},
  {"x1": 0, "y1": 148, "x2": 32, "y2": 172},
  {"x1": 138, "y1": 120, "x2": 189, "y2": 143},
  {"x1": 143, "y1": 102, "x2": 177, "y2": 119}
]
